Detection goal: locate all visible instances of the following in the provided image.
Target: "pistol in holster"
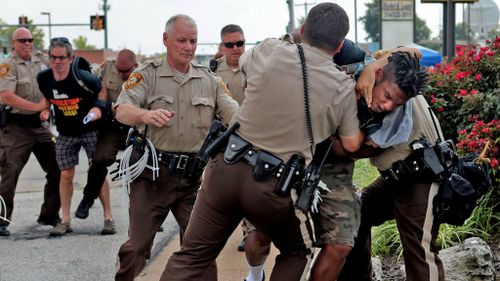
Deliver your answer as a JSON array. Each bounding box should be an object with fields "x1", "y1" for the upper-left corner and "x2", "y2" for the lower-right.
[{"x1": 204, "y1": 121, "x2": 240, "y2": 158}]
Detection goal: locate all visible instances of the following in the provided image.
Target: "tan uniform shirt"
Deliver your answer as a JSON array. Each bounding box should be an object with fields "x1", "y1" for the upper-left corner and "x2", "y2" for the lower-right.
[
  {"x1": 116, "y1": 58, "x2": 239, "y2": 152},
  {"x1": 214, "y1": 57, "x2": 245, "y2": 105},
  {"x1": 0, "y1": 51, "x2": 48, "y2": 114},
  {"x1": 370, "y1": 95, "x2": 441, "y2": 171},
  {"x1": 234, "y1": 38, "x2": 360, "y2": 163},
  {"x1": 98, "y1": 58, "x2": 127, "y2": 103}
]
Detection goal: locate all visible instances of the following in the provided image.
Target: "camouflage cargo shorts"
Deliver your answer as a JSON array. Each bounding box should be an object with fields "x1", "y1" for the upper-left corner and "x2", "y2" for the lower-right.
[{"x1": 311, "y1": 160, "x2": 361, "y2": 247}]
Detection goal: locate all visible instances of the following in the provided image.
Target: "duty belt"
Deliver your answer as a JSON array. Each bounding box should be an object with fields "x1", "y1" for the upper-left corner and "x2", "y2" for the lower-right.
[
  {"x1": 223, "y1": 133, "x2": 287, "y2": 181},
  {"x1": 380, "y1": 155, "x2": 436, "y2": 183},
  {"x1": 156, "y1": 150, "x2": 197, "y2": 171},
  {"x1": 9, "y1": 113, "x2": 43, "y2": 128}
]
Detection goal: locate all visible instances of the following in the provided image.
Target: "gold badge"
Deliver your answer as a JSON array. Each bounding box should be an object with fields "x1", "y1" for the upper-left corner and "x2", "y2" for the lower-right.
[
  {"x1": 219, "y1": 79, "x2": 233, "y2": 97},
  {"x1": 0, "y1": 64, "x2": 10, "y2": 78},
  {"x1": 124, "y1": 72, "x2": 143, "y2": 90}
]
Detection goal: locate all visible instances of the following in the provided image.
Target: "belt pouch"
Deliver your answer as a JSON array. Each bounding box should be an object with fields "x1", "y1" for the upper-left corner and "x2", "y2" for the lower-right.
[
  {"x1": 252, "y1": 151, "x2": 282, "y2": 182},
  {"x1": 223, "y1": 134, "x2": 251, "y2": 164}
]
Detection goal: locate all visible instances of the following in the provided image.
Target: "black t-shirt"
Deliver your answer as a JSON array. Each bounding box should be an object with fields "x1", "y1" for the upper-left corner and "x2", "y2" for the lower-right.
[{"x1": 37, "y1": 69, "x2": 99, "y2": 136}]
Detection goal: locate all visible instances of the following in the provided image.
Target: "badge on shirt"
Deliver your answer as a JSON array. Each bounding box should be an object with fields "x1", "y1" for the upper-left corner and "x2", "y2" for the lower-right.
[
  {"x1": 124, "y1": 72, "x2": 143, "y2": 90},
  {"x1": 0, "y1": 64, "x2": 10, "y2": 78}
]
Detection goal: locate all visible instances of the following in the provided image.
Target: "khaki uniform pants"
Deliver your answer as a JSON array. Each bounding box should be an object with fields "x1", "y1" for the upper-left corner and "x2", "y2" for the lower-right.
[
  {"x1": 114, "y1": 165, "x2": 205, "y2": 281},
  {"x1": 338, "y1": 177, "x2": 444, "y2": 281},
  {"x1": 0, "y1": 122, "x2": 60, "y2": 225},
  {"x1": 163, "y1": 154, "x2": 312, "y2": 281}
]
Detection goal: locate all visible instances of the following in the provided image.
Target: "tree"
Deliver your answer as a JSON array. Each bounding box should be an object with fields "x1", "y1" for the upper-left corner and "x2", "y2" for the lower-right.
[
  {"x1": 360, "y1": 0, "x2": 431, "y2": 43},
  {"x1": 0, "y1": 18, "x2": 45, "y2": 50},
  {"x1": 72, "y1": 35, "x2": 96, "y2": 50}
]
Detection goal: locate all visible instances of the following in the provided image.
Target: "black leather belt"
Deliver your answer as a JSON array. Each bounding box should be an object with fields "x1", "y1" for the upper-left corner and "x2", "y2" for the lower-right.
[
  {"x1": 156, "y1": 150, "x2": 196, "y2": 171},
  {"x1": 380, "y1": 156, "x2": 434, "y2": 183}
]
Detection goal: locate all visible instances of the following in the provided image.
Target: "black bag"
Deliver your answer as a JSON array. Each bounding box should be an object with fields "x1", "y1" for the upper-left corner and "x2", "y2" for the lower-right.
[{"x1": 433, "y1": 152, "x2": 492, "y2": 225}]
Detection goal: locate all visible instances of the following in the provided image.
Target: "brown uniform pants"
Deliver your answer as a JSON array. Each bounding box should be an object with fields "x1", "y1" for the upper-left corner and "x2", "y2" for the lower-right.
[
  {"x1": 114, "y1": 163, "x2": 206, "y2": 281},
  {"x1": 338, "y1": 177, "x2": 444, "y2": 281},
  {"x1": 162, "y1": 154, "x2": 312, "y2": 281},
  {"x1": 0, "y1": 122, "x2": 60, "y2": 225},
  {"x1": 84, "y1": 120, "x2": 128, "y2": 200}
]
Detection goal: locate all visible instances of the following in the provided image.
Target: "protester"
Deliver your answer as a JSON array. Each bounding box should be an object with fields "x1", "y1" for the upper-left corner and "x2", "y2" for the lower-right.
[{"x1": 37, "y1": 37, "x2": 109, "y2": 236}]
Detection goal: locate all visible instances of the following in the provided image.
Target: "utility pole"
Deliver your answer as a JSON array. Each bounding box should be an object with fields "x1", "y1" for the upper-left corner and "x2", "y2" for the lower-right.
[
  {"x1": 286, "y1": 0, "x2": 295, "y2": 33},
  {"x1": 41, "y1": 12, "x2": 52, "y2": 44},
  {"x1": 295, "y1": 1, "x2": 316, "y2": 19},
  {"x1": 100, "y1": 0, "x2": 110, "y2": 49},
  {"x1": 354, "y1": 0, "x2": 358, "y2": 44}
]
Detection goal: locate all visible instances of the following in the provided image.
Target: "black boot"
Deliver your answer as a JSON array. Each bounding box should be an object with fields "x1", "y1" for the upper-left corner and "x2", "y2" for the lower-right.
[{"x1": 75, "y1": 197, "x2": 94, "y2": 219}]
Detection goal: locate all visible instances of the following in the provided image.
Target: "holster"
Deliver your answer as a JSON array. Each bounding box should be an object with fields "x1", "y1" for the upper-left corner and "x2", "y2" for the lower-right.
[
  {"x1": 0, "y1": 105, "x2": 11, "y2": 128},
  {"x1": 205, "y1": 122, "x2": 240, "y2": 158},
  {"x1": 223, "y1": 134, "x2": 251, "y2": 164},
  {"x1": 275, "y1": 154, "x2": 305, "y2": 196},
  {"x1": 252, "y1": 150, "x2": 283, "y2": 182},
  {"x1": 296, "y1": 165, "x2": 321, "y2": 211}
]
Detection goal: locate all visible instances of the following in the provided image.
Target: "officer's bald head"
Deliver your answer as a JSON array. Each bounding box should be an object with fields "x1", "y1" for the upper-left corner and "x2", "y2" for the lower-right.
[
  {"x1": 12, "y1": 27, "x2": 32, "y2": 41},
  {"x1": 165, "y1": 14, "x2": 197, "y2": 35},
  {"x1": 115, "y1": 49, "x2": 138, "y2": 80},
  {"x1": 302, "y1": 3, "x2": 349, "y2": 54}
]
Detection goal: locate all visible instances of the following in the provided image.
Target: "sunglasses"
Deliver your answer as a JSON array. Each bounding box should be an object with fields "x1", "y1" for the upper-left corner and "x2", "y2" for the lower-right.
[
  {"x1": 50, "y1": 55, "x2": 69, "y2": 61},
  {"x1": 223, "y1": 40, "x2": 245, "y2": 48},
  {"x1": 50, "y1": 37, "x2": 70, "y2": 44},
  {"x1": 16, "y1": 38, "x2": 34, "y2": 43}
]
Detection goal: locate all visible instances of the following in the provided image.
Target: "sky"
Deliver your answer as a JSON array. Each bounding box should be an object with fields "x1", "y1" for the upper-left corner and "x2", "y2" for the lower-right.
[{"x1": 2, "y1": 0, "x2": 500, "y2": 56}]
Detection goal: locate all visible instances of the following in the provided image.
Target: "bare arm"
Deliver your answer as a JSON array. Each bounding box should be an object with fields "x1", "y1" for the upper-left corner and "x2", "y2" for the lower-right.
[
  {"x1": 115, "y1": 103, "x2": 176, "y2": 128},
  {"x1": 338, "y1": 130, "x2": 365, "y2": 153},
  {"x1": 0, "y1": 90, "x2": 47, "y2": 112}
]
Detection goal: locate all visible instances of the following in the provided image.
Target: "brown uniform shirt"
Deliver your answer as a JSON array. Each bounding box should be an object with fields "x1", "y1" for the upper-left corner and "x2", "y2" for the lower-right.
[
  {"x1": 0, "y1": 51, "x2": 48, "y2": 114},
  {"x1": 116, "y1": 58, "x2": 239, "y2": 152},
  {"x1": 98, "y1": 58, "x2": 127, "y2": 103},
  {"x1": 370, "y1": 95, "x2": 441, "y2": 171},
  {"x1": 234, "y1": 38, "x2": 360, "y2": 163},
  {"x1": 214, "y1": 57, "x2": 245, "y2": 105}
]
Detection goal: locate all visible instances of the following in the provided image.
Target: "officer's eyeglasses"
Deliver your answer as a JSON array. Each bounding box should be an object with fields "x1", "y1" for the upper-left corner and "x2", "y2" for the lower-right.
[
  {"x1": 223, "y1": 40, "x2": 245, "y2": 48},
  {"x1": 50, "y1": 55, "x2": 69, "y2": 61},
  {"x1": 50, "y1": 37, "x2": 70, "y2": 44},
  {"x1": 16, "y1": 38, "x2": 34, "y2": 43}
]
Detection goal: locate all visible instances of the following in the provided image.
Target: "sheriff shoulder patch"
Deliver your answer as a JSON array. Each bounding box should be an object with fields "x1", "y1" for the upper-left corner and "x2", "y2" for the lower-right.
[
  {"x1": 124, "y1": 72, "x2": 144, "y2": 90},
  {"x1": 0, "y1": 63, "x2": 10, "y2": 78},
  {"x1": 219, "y1": 79, "x2": 233, "y2": 97}
]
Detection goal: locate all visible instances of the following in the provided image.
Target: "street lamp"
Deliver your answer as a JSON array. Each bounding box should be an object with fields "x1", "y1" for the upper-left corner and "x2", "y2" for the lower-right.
[{"x1": 40, "y1": 12, "x2": 52, "y2": 43}]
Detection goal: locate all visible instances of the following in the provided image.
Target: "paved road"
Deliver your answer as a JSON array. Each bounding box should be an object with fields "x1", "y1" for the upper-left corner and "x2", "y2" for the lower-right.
[
  {"x1": 0, "y1": 151, "x2": 178, "y2": 281},
  {"x1": 0, "y1": 151, "x2": 280, "y2": 281}
]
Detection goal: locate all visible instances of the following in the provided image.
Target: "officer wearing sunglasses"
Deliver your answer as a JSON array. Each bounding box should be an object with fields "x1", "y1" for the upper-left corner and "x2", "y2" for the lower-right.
[
  {"x1": 210, "y1": 24, "x2": 246, "y2": 104},
  {"x1": 0, "y1": 28, "x2": 61, "y2": 236}
]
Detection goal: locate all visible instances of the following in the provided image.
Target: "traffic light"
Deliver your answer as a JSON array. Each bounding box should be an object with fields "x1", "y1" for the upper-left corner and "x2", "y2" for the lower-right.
[
  {"x1": 18, "y1": 16, "x2": 28, "y2": 26},
  {"x1": 2, "y1": 47, "x2": 8, "y2": 59},
  {"x1": 90, "y1": 15, "x2": 106, "y2": 31}
]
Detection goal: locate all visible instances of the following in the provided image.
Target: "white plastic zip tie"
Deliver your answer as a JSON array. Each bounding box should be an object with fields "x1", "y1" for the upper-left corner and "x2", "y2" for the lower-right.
[
  {"x1": 115, "y1": 137, "x2": 159, "y2": 195},
  {"x1": 0, "y1": 195, "x2": 11, "y2": 223},
  {"x1": 310, "y1": 180, "x2": 331, "y2": 213}
]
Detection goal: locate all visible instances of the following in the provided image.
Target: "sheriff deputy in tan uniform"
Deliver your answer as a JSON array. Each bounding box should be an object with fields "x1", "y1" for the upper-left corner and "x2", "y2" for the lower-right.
[
  {"x1": 74, "y1": 49, "x2": 139, "y2": 236},
  {"x1": 0, "y1": 27, "x2": 60, "y2": 236},
  {"x1": 163, "y1": 4, "x2": 365, "y2": 281},
  {"x1": 211, "y1": 24, "x2": 246, "y2": 105},
  {"x1": 113, "y1": 14, "x2": 238, "y2": 281}
]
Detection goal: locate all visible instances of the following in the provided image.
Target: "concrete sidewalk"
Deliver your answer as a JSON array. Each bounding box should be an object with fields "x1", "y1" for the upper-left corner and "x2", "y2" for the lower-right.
[{"x1": 136, "y1": 229, "x2": 278, "y2": 281}]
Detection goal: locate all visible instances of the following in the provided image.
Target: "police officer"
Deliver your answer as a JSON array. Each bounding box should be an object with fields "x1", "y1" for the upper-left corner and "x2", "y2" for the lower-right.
[
  {"x1": 163, "y1": 3, "x2": 364, "y2": 280},
  {"x1": 338, "y1": 94, "x2": 445, "y2": 281},
  {"x1": 113, "y1": 14, "x2": 238, "y2": 281},
  {"x1": 74, "y1": 49, "x2": 138, "y2": 235},
  {"x1": 0, "y1": 28, "x2": 60, "y2": 236},
  {"x1": 212, "y1": 24, "x2": 246, "y2": 104}
]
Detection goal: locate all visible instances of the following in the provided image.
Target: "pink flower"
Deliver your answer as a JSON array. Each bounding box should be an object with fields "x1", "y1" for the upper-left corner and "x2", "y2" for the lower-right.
[
  {"x1": 470, "y1": 89, "x2": 478, "y2": 95},
  {"x1": 455, "y1": 72, "x2": 467, "y2": 79},
  {"x1": 491, "y1": 158, "x2": 498, "y2": 169},
  {"x1": 459, "y1": 129, "x2": 467, "y2": 135},
  {"x1": 459, "y1": 89, "x2": 468, "y2": 96},
  {"x1": 486, "y1": 39, "x2": 491, "y2": 44},
  {"x1": 475, "y1": 74, "x2": 481, "y2": 81},
  {"x1": 473, "y1": 55, "x2": 481, "y2": 62},
  {"x1": 431, "y1": 95, "x2": 436, "y2": 104},
  {"x1": 436, "y1": 107, "x2": 444, "y2": 112},
  {"x1": 481, "y1": 128, "x2": 490, "y2": 134}
]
